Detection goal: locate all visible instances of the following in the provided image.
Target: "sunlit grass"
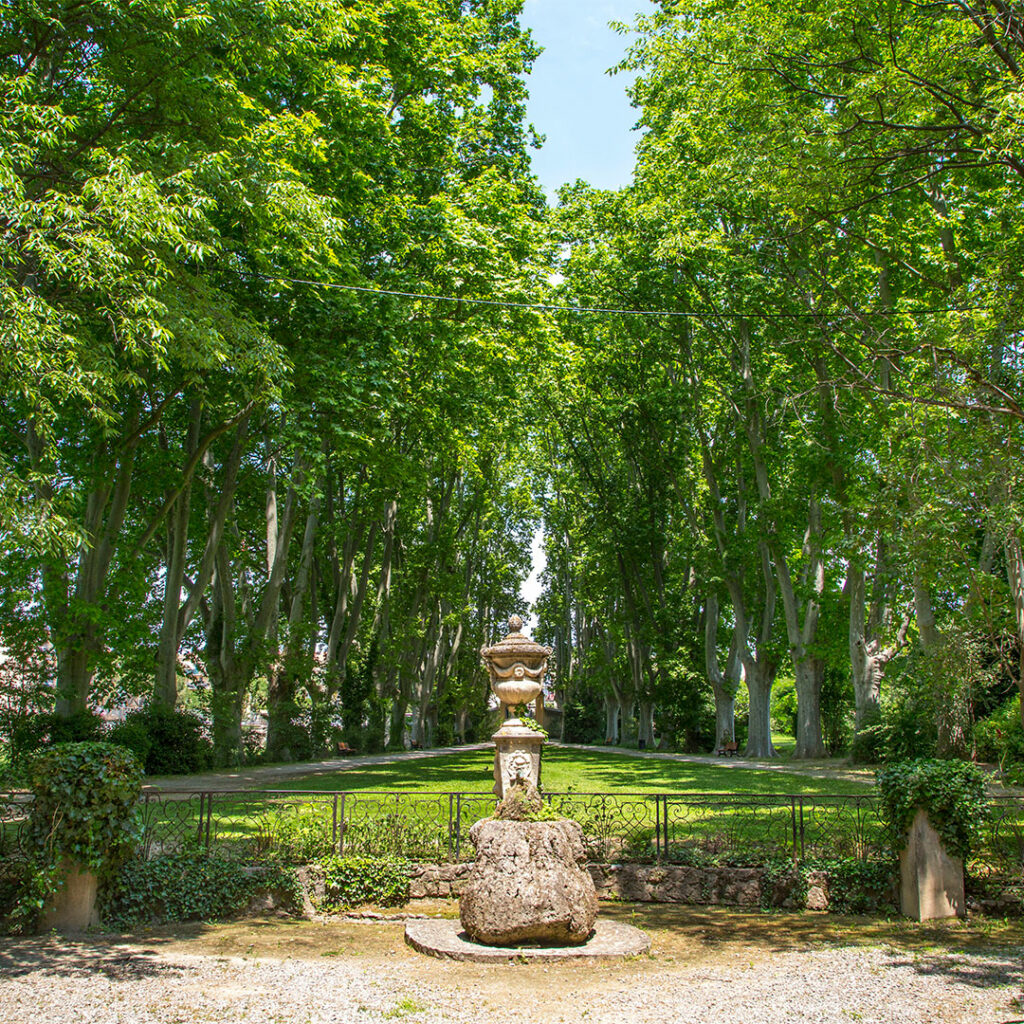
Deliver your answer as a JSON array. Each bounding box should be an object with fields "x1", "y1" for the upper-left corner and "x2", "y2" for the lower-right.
[{"x1": 272, "y1": 745, "x2": 873, "y2": 796}]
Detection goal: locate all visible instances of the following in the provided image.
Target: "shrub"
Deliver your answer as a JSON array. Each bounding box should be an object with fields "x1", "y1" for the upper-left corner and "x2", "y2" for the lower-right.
[
  {"x1": 316, "y1": 855, "x2": 409, "y2": 910},
  {"x1": 264, "y1": 804, "x2": 335, "y2": 863},
  {"x1": 817, "y1": 859, "x2": 897, "y2": 915},
  {"x1": 342, "y1": 813, "x2": 447, "y2": 859},
  {"x1": 108, "y1": 705, "x2": 212, "y2": 775},
  {"x1": 850, "y1": 709, "x2": 886, "y2": 765},
  {"x1": 876, "y1": 758, "x2": 988, "y2": 861},
  {"x1": 974, "y1": 695, "x2": 1024, "y2": 782},
  {"x1": 29, "y1": 741, "x2": 143, "y2": 871},
  {"x1": 760, "y1": 857, "x2": 897, "y2": 915},
  {"x1": 101, "y1": 852, "x2": 300, "y2": 930},
  {"x1": 12, "y1": 710, "x2": 104, "y2": 760}
]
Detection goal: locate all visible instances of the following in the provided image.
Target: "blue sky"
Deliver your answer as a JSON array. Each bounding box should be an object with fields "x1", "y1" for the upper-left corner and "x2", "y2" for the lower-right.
[
  {"x1": 520, "y1": 0, "x2": 651, "y2": 201},
  {"x1": 517, "y1": 2, "x2": 651, "y2": 611}
]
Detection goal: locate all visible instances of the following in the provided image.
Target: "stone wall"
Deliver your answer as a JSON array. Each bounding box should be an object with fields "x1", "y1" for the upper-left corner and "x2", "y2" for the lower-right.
[{"x1": 407, "y1": 862, "x2": 830, "y2": 910}]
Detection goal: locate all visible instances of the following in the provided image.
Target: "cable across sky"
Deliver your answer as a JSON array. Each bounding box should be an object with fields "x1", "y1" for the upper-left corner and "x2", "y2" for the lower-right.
[{"x1": 249, "y1": 271, "x2": 989, "y2": 321}]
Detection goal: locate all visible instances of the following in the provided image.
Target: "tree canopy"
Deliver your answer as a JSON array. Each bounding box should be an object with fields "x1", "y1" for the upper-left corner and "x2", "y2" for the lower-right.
[{"x1": 2, "y1": 0, "x2": 1022, "y2": 773}]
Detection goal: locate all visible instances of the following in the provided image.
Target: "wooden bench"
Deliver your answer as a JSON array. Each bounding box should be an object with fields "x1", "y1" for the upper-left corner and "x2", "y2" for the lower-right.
[
  {"x1": 717, "y1": 740, "x2": 739, "y2": 757},
  {"x1": 336, "y1": 741, "x2": 356, "y2": 755}
]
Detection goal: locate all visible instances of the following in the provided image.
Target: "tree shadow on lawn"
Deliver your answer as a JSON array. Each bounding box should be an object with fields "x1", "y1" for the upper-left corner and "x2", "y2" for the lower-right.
[
  {"x1": 601, "y1": 903, "x2": 1024, "y2": 989},
  {"x1": 276, "y1": 748, "x2": 870, "y2": 796},
  {"x1": 0, "y1": 934, "x2": 188, "y2": 980}
]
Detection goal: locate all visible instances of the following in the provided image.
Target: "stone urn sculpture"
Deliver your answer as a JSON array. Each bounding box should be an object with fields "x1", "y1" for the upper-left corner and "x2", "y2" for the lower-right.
[
  {"x1": 480, "y1": 615, "x2": 551, "y2": 798},
  {"x1": 458, "y1": 617, "x2": 599, "y2": 948}
]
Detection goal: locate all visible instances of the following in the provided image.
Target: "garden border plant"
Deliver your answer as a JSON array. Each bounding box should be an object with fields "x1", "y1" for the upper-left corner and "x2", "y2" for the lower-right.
[{"x1": 101, "y1": 850, "x2": 301, "y2": 930}]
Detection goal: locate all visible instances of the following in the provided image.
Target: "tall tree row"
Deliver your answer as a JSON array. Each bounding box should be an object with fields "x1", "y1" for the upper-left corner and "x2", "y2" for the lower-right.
[
  {"x1": 1, "y1": 0, "x2": 550, "y2": 763},
  {"x1": 537, "y1": 0, "x2": 1024, "y2": 757}
]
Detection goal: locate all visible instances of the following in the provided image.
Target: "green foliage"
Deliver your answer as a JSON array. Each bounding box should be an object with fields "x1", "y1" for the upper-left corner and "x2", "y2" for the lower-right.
[
  {"x1": 28, "y1": 742, "x2": 143, "y2": 873},
  {"x1": 262, "y1": 805, "x2": 450, "y2": 863},
  {"x1": 101, "y1": 852, "x2": 300, "y2": 930},
  {"x1": 12, "y1": 711, "x2": 105, "y2": 760},
  {"x1": 758, "y1": 858, "x2": 807, "y2": 912},
  {"x1": 562, "y1": 684, "x2": 605, "y2": 744},
  {"x1": 820, "y1": 668, "x2": 853, "y2": 757},
  {"x1": 516, "y1": 713, "x2": 548, "y2": 738},
  {"x1": 343, "y1": 815, "x2": 448, "y2": 860},
  {"x1": 264, "y1": 805, "x2": 336, "y2": 864},
  {"x1": 11, "y1": 741, "x2": 143, "y2": 931},
  {"x1": 852, "y1": 683, "x2": 939, "y2": 765},
  {"x1": 876, "y1": 759, "x2": 989, "y2": 861},
  {"x1": 108, "y1": 705, "x2": 212, "y2": 775},
  {"x1": 816, "y1": 859, "x2": 897, "y2": 916},
  {"x1": 770, "y1": 678, "x2": 798, "y2": 737},
  {"x1": 316, "y1": 855, "x2": 410, "y2": 910},
  {"x1": 850, "y1": 710, "x2": 887, "y2": 766},
  {"x1": 974, "y1": 695, "x2": 1024, "y2": 783},
  {"x1": 759, "y1": 857, "x2": 897, "y2": 915}
]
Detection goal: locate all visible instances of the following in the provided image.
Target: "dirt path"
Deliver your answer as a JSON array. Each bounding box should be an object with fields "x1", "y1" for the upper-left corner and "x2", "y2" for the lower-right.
[{"x1": 145, "y1": 743, "x2": 490, "y2": 792}]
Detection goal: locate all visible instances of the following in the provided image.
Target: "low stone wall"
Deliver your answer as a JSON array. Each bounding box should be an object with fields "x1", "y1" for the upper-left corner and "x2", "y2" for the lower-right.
[{"x1": 407, "y1": 862, "x2": 830, "y2": 911}]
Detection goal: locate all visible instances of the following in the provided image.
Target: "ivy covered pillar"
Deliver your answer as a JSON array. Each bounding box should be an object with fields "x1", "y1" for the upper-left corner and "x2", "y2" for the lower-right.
[
  {"x1": 899, "y1": 809, "x2": 965, "y2": 921},
  {"x1": 878, "y1": 759, "x2": 985, "y2": 923}
]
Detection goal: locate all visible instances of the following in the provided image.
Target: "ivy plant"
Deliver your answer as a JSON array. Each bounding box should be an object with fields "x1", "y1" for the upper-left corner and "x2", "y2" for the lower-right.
[
  {"x1": 9, "y1": 742, "x2": 143, "y2": 930},
  {"x1": 101, "y1": 852, "x2": 300, "y2": 930},
  {"x1": 876, "y1": 758, "x2": 988, "y2": 862},
  {"x1": 28, "y1": 741, "x2": 143, "y2": 873},
  {"x1": 316, "y1": 855, "x2": 410, "y2": 910}
]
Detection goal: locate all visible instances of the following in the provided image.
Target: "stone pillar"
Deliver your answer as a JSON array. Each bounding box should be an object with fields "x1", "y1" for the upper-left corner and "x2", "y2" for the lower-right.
[
  {"x1": 493, "y1": 724, "x2": 544, "y2": 798},
  {"x1": 899, "y1": 808, "x2": 965, "y2": 921},
  {"x1": 40, "y1": 860, "x2": 100, "y2": 932}
]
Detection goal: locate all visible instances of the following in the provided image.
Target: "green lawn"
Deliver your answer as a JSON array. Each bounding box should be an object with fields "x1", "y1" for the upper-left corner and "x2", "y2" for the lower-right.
[{"x1": 271, "y1": 745, "x2": 873, "y2": 796}]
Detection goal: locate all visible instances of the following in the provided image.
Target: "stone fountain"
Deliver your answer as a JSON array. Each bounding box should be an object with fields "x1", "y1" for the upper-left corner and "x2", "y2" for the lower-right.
[{"x1": 404, "y1": 616, "x2": 649, "y2": 962}]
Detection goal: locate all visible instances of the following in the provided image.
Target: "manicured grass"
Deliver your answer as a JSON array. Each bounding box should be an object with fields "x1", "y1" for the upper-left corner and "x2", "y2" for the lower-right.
[{"x1": 272, "y1": 745, "x2": 874, "y2": 796}]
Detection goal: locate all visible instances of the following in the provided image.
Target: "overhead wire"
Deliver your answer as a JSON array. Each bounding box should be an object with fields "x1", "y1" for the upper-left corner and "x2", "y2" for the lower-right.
[{"x1": 241, "y1": 270, "x2": 992, "y2": 321}]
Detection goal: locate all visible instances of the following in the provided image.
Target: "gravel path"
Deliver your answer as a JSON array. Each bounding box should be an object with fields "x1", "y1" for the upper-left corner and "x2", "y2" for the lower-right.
[{"x1": 1, "y1": 921, "x2": 1020, "y2": 1024}]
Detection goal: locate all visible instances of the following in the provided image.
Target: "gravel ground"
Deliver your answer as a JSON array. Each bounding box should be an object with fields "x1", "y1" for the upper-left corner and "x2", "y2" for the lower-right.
[{"x1": 1, "y1": 917, "x2": 1021, "y2": 1024}]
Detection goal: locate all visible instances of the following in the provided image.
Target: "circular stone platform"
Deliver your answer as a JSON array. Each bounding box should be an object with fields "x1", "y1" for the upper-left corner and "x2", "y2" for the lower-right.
[{"x1": 404, "y1": 919, "x2": 650, "y2": 963}]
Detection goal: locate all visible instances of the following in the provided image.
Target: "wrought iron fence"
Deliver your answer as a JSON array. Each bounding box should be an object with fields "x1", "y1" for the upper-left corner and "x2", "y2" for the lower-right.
[
  {"x1": 121, "y1": 789, "x2": 893, "y2": 865},
  {"x1": 0, "y1": 791, "x2": 30, "y2": 865},
  {"x1": 2, "y1": 787, "x2": 1021, "y2": 885}
]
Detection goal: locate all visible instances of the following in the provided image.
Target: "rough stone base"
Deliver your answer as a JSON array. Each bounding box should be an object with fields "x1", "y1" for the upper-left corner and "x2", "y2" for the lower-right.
[{"x1": 404, "y1": 918, "x2": 650, "y2": 962}]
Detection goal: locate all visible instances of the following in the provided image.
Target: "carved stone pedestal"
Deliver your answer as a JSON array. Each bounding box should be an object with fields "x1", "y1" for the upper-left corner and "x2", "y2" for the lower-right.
[{"x1": 492, "y1": 723, "x2": 544, "y2": 798}]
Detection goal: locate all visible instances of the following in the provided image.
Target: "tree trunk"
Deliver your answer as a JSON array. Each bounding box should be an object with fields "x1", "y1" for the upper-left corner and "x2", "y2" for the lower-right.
[
  {"x1": 154, "y1": 398, "x2": 202, "y2": 708},
  {"x1": 705, "y1": 591, "x2": 737, "y2": 750},
  {"x1": 1006, "y1": 533, "x2": 1024, "y2": 730},
  {"x1": 604, "y1": 696, "x2": 619, "y2": 743},
  {"x1": 745, "y1": 662, "x2": 777, "y2": 758},
  {"x1": 774, "y1": 499, "x2": 826, "y2": 759}
]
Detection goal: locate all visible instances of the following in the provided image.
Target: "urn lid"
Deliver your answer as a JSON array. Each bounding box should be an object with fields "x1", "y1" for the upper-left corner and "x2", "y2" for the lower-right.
[{"x1": 480, "y1": 615, "x2": 552, "y2": 663}]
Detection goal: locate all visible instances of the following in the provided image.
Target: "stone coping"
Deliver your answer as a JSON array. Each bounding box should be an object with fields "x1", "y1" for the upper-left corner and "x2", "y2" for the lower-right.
[{"x1": 404, "y1": 918, "x2": 650, "y2": 963}]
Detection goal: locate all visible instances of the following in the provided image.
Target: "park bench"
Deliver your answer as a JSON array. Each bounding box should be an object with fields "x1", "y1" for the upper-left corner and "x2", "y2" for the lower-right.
[
  {"x1": 717, "y1": 740, "x2": 739, "y2": 756},
  {"x1": 336, "y1": 741, "x2": 356, "y2": 755}
]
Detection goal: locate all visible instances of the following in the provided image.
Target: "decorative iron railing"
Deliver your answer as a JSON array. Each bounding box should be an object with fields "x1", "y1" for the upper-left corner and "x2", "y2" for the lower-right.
[{"x1": 1, "y1": 788, "x2": 1020, "y2": 884}]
